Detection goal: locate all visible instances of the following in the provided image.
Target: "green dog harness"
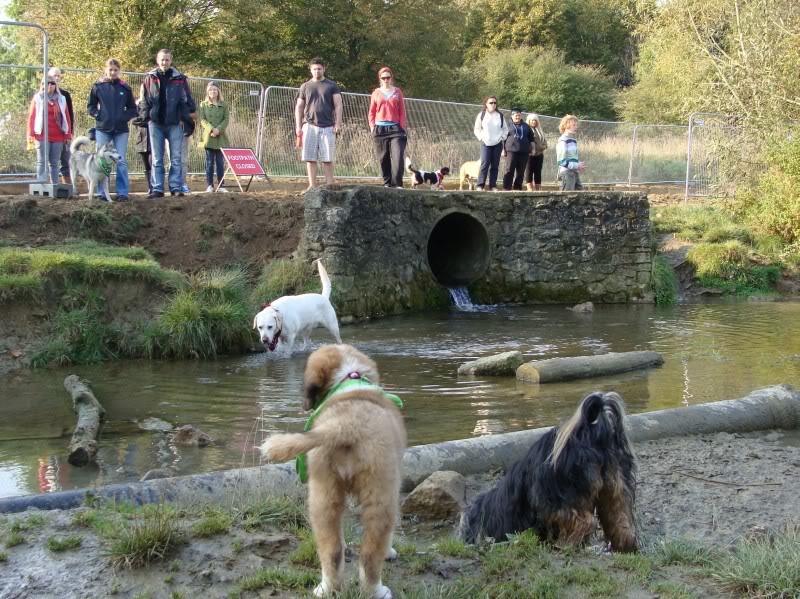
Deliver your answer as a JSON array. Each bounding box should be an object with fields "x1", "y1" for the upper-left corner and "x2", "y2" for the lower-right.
[
  {"x1": 97, "y1": 157, "x2": 112, "y2": 178},
  {"x1": 295, "y1": 374, "x2": 403, "y2": 483}
]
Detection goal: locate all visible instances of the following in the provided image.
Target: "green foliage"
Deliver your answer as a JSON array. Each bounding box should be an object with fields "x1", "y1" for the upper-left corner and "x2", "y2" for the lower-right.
[
  {"x1": 651, "y1": 255, "x2": 677, "y2": 305},
  {"x1": 45, "y1": 535, "x2": 83, "y2": 552},
  {"x1": 731, "y1": 132, "x2": 800, "y2": 245},
  {"x1": 465, "y1": 47, "x2": 619, "y2": 120},
  {"x1": 465, "y1": 0, "x2": 653, "y2": 85},
  {"x1": 237, "y1": 568, "x2": 316, "y2": 593},
  {"x1": 251, "y1": 259, "x2": 318, "y2": 305},
  {"x1": 434, "y1": 537, "x2": 478, "y2": 559},
  {"x1": 288, "y1": 528, "x2": 319, "y2": 568},
  {"x1": 237, "y1": 495, "x2": 308, "y2": 531},
  {"x1": 687, "y1": 241, "x2": 750, "y2": 278},
  {"x1": 189, "y1": 509, "x2": 234, "y2": 538},
  {"x1": 703, "y1": 526, "x2": 800, "y2": 598},
  {"x1": 103, "y1": 507, "x2": 182, "y2": 568}
]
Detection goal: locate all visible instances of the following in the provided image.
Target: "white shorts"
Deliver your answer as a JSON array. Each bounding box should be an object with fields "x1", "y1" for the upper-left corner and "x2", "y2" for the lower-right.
[{"x1": 301, "y1": 123, "x2": 335, "y2": 163}]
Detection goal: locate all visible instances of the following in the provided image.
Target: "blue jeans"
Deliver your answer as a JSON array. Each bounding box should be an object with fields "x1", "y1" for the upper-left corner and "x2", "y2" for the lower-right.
[
  {"x1": 205, "y1": 148, "x2": 225, "y2": 186},
  {"x1": 35, "y1": 140, "x2": 63, "y2": 183},
  {"x1": 148, "y1": 123, "x2": 183, "y2": 192},
  {"x1": 477, "y1": 142, "x2": 502, "y2": 189},
  {"x1": 94, "y1": 130, "x2": 129, "y2": 196}
]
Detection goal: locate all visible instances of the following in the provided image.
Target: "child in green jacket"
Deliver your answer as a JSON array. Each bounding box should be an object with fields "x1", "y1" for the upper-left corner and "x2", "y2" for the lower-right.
[{"x1": 198, "y1": 81, "x2": 230, "y2": 192}]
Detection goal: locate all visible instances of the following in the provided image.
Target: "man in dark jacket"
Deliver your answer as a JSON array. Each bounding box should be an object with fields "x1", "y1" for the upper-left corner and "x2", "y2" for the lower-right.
[
  {"x1": 88, "y1": 59, "x2": 137, "y2": 201},
  {"x1": 48, "y1": 67, "x2": 74, "y2": 184},
  {"x1": 139, "y1": 48, "x2": 196, "y2": 198},
  {"x1": 502, "y1": 107, "x2": 535, "y2": 191}
]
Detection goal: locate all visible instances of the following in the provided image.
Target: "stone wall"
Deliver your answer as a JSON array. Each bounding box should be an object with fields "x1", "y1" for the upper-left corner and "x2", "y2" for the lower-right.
[{"x1": 300, "y1": 186, "x2": 653, "y2": 320}]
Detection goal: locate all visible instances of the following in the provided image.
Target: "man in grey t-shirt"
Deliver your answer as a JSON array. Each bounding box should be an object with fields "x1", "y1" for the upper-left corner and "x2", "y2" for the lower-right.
[{"x1": 295, "y1": 57, "x2": 342, "y2": 191}]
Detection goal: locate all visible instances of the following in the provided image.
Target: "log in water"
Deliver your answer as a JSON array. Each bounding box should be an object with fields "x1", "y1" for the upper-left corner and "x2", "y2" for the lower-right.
[
  {"x1": 516, "y1": 351, "x2": 664, "y2": 383},
  {"x1": 63, "y1": 375, "x2": 106, "y2": 467}
]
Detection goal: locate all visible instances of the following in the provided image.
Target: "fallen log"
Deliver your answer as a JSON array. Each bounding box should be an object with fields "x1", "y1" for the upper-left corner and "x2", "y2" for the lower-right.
[
  {"x1": 63, "y1": 375, "x2": 106, "y2": 467},
  {"x1": 516, "y1": 351, "x2": 664, "y2": 384}
]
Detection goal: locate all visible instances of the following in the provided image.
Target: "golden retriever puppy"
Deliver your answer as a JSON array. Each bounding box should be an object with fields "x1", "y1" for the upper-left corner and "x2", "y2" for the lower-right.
[
  {"x1": 261, "y1": 344, "x2": 406, "y2": 599},
  {"x1": 459, "y1": 160, "x2": 480, "y2": 190}
]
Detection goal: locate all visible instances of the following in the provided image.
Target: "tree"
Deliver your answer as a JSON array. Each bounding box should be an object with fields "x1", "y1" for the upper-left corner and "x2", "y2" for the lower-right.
[
  {"x1": 465, "y1": 47, "x2": 619, "y2": 120},
  {"x1": 464, "y1": 0, "x2": 653, "y2": 85}
]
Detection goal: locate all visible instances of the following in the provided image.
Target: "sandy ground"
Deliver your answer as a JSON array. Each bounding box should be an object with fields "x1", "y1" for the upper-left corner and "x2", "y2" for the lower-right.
[{"x1": 0, "y1": 430, "x2": 798, "y2": 598}]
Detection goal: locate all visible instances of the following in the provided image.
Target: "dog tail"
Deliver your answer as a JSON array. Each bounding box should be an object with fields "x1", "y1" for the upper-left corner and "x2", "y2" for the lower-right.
[
  {"x1": 405, "y1": 156, "x2": 417, "y2": 174},
  {"x1": 70, "y1": 136, "x2": 91, "y2": 153},
  {"x1": 261, "y1": 431, "x2": 324, "y2": 463},
  {"x1": 549, "y1": 391, "x2": 629, "y2": 468},
  {"x1": 315, "y1": 259, "x2": 332, "y2": 299}
]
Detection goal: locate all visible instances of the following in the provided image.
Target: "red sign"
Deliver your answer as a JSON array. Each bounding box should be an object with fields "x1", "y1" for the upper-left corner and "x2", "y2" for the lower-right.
[{"x1": 221, "y1": 148, "x2": 266, "y2": 176}]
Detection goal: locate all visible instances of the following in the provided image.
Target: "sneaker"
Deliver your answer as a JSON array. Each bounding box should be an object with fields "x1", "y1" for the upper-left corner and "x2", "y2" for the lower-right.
[
  {"x1": 218, "y1": 187, "x2": 228, "y2": 193},
  {"x1": 114, "y1": 195, "x2": 129, "y2": 202},
  {"x1": 179, "y1": 184, "x2": 191, "y2": 194},
  {"x1": 170, "y1": 190, "x2": 185, "y2": 197},
  {"x1": 490, "y1": 187, "x2": 500, "y2": 192},
  {"x1": 205, "y1": 185, "x2": 214, "y2": 193},
  {"x1": 147, "y1": 191, "x2": 164, "y2": 199},
  {"x1": 475, "y1": 186, "x2": 484, "y2": 191}
]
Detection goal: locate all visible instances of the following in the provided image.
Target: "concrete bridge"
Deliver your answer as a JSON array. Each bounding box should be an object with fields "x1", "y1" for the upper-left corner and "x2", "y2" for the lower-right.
[{"x1": 300, "y1": 186, "x2": 653, "y2": 320}]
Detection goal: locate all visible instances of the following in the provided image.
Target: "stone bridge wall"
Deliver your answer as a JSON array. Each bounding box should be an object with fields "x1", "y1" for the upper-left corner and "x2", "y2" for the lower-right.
[{"x1": 300, "y1": 186, "x2": 653, "y2": 320}]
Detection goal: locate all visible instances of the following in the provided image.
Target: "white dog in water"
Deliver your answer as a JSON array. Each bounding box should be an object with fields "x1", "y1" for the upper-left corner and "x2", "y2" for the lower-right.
[{"x1": 253, "y1": 260, "x2": 342, "y2": 356}]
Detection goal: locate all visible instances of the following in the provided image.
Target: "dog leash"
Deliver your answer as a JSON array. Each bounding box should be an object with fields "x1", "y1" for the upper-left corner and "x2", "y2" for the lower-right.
[{"x1": 295, "y1": 373, "x2": 403, "y2": 483}]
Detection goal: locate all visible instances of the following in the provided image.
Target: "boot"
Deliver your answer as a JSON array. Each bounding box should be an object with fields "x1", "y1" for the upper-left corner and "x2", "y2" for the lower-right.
[
  {"x1": 535, "y1": 184, "x2": 541, "y2": 191},
  {"x1": 525, "y1": 183, "x2": 533, "y2": 192},
  {"x1": 62, "y1": 175, "x2": 72, "y2": 186}
]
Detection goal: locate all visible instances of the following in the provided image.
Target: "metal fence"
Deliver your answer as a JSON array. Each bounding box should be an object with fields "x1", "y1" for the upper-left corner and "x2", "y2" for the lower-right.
[
  {"x1": 0, "y1": 63, "x2": 263, "y2": 179},
  {"x1": 0, "y1": 22, "x2": 48, "y2": 184},
  {"x1": 1, "y1": 61, "x2": 731, "y2": 193},
  {"x1": 685, "y1": 113, "x2": 739, "y2": 200},
  {"x1": 260, "y1": 86, "x2": 688, "y2": 186}
]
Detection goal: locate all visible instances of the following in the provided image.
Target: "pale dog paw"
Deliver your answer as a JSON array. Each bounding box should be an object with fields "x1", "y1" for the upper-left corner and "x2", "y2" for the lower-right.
[
  {"x1": 313, "y1": 579, "x2": 335, "y2": 597},
  {"x1": 372, "y1": 584, "x2": 393, "y2": 599},
  {"x1": 385, "y1": 546, "x2": 398, "y2": 561}
]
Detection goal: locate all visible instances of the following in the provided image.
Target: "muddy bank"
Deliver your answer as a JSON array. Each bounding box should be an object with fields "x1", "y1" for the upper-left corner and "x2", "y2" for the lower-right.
[
  {"x1": 0, "y1": 430, "x2": 797, "y2": 598},
  {"x1": 0, "y1": 192, "x2": 304, "y2": 272}
]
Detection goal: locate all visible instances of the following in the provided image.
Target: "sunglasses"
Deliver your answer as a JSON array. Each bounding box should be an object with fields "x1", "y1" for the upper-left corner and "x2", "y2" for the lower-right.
[
  {"x1": 487, "y1": 101, "x2": 497, "y2": 105},
  {"x1": 47, "y1": 81, "x2": 56, "y2": 85},
  {"x1": 380, "y1": 76, "x2": 392, "y2": 80}
]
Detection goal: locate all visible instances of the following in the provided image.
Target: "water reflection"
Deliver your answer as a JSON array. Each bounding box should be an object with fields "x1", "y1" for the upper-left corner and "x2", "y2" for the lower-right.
[{"x1": 1, "y1": 302, "x2": 798, "y2": 497}]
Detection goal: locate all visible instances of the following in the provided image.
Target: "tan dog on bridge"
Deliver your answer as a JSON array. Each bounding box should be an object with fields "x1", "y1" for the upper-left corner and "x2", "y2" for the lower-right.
[
  {"x1": 260, "y1": 344, "x2": 406, "y2": 599},
  {"x1": 459, "y1": 160, "x2": 480, "y2": 190}
]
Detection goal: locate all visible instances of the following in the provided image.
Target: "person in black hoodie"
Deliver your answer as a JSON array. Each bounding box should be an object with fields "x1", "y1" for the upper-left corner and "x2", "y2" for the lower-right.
[
  {"x1": 502, "y1": 107, "x2": 535, "y2": 191},
  {"x1": 87, "y1": 59, "x2": 137, "y2": 200},
  {"x1": 139, "y1": 48, "x2": 196, "y2": 198},
  {"x1": 48, "y1": 67, "x2": 75, "y2": 184}
]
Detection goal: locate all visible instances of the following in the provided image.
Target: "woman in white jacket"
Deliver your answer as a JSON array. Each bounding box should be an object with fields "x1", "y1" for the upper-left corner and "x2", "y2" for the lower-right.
[{"x1": 473, "y1": 96, "x2": 509, "y2": 191}]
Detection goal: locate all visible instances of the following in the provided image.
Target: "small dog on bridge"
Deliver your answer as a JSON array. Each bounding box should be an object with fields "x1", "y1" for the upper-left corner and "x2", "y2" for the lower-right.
[
  {"x1": 405, "y1": 156, "x2": 450, "y2": 190},
  {"x1": 458, "y1": 391, "x2": 638, "y2": 552},
  {"x1": 261, "y1": 344, "x2": 406, "y2": 599},
  {"x1": 252, "y1": 260, "x2": 342, "y2": 356}
]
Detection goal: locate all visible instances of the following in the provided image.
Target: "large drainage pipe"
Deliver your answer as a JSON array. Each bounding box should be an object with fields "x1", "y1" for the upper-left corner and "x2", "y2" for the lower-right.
[
  {"x1": 1, "y1": 385, "x2": 797, "y2": 513},
  {"x1": 427, "y1": 211, "x2": 490, "y2": 287}
]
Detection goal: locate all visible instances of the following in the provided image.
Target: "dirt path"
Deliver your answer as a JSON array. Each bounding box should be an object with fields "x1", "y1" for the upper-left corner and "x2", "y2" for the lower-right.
[{"x1": 1, "y1": 430, "x2": 798, "y2": 598}]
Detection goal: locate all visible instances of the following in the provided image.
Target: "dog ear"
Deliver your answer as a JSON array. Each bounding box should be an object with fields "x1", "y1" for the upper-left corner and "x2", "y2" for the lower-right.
[
  {"x1": 302, "y1": 345, "x2": 341, "y2": 411},
  {"x1": 581, "y1": 392, "x2": 606, "y2": 425},
  {"x1": 252, "y1": 314, "x2": 258, "y2": 330}
]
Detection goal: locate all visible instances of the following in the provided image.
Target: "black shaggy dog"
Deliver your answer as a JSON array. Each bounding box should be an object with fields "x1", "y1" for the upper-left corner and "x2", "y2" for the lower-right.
[{"x1": 459, "y1": 391, "x2": 638, "y2": 552}]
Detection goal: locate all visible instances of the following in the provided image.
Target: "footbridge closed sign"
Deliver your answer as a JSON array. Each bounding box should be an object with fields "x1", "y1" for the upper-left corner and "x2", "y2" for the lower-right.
[{"x1": 221, "y1": 148, "x2": 266, "y2": 176}]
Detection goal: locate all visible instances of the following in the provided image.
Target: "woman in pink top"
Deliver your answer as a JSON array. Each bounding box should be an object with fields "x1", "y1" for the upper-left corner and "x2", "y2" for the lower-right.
[{"x1": 368, "y1": 66, "x2": 407, "y2": 188}]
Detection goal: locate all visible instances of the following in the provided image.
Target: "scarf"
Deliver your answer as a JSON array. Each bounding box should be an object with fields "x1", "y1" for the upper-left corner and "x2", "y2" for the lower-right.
[{"x1": 33, "y1": 91, "x2": 69, "y2": 136}]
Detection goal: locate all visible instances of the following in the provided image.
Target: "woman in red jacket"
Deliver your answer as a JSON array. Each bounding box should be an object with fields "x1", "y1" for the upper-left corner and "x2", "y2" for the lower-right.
[
  {"x1": 27, "y1": 77, "x2": 72, "y2": 184},
  {"x1": 368, "y1": 66, "x2": 407, "y2": 188}
]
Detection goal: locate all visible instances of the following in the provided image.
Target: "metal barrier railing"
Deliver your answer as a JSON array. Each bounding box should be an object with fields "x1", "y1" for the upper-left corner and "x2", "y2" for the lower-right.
[
  {"x1": 0, "y1": 64, "x2": 263, "y2": 179},
  {"x1": 0, "y1": 22, "x2": 48, "y2": 184},
  {"x1": 0, "y1": 58, "x2": 733, "y2": 193}
]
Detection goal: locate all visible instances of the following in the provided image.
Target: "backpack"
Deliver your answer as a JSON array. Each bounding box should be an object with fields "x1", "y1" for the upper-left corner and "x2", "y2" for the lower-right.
[{"x1": 480, "y1": 110, "x2": 504, "y2": 128}]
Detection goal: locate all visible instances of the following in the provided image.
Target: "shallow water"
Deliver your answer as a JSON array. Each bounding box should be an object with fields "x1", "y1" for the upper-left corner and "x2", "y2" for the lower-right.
[{"x1": 1, "y1": 301, "x2": 799, "y2": 498}]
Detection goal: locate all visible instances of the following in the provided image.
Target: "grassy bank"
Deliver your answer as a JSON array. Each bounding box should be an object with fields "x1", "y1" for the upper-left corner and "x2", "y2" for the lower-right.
[
  {"x1": 1, "y1": 493, "x2": 797, "y2": 599},
  {"x1": 1, "y1": 242, "x2": 322, "y2": 368},
  {"x1": 652, "y1": 202, "x2": 797, "y2": 299}
]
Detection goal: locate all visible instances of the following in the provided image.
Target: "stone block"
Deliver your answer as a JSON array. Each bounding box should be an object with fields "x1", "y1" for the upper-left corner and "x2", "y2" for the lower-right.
[{"x1": 401, "y1": 471, "x2": 466, "y2": 520}]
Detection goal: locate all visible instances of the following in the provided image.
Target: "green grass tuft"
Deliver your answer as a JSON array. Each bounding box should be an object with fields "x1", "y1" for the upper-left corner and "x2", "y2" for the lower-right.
[
  {"x1": 288, "y1": 527, "x2": 319, "y2": 567},
  {"x1": 650, "y1": 538, "x2": 713, "y2": 566},
  {"x1": 687, "y1": 241, "x2": 750, "y2": 278},
  {"x1": 45, "y1": 535, "x2": 83, "y2": 552},
  {"x1": 704, "y1": 526, "x2": 800, "y2": 598},
  {"x1": 103, "y1": 507, "x2": 182, "y2": 568},
  {"x1": 251, "y1": 259, "x2": 318, "y2": 305},
  {"x1": 237, "y1": 568, "x2": 317, "y2": 592},
  {"x1": 238, "y1": 495, "x2": 308, "y2": 531},
  {"x1": 434, "y1": 536, "x2": 478, "y2": 559},
  {"x1": 190, "y1": 509, "x2": 234, "y2": 538},
  {"x1": 651, "y1": 255, "x2": 678, "y2": 305}
]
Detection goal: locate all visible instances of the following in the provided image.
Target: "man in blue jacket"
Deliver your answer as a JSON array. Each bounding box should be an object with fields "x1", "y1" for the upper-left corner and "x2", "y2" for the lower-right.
[
  {"x1": 139, "y1": 48, "x2": 196, "y2": 198},
  {"x1": 87, "y1": 59, "x2": 137, "y2": 201}
]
